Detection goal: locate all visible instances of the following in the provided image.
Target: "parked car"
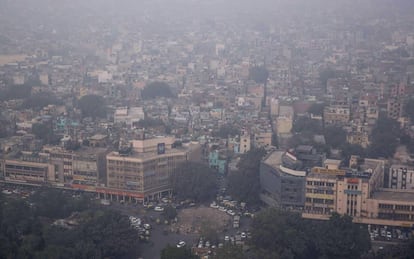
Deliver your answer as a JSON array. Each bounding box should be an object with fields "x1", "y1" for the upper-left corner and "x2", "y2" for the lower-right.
[{"x1": 177, "y1": 241, "x2": 186, "y2": 248}]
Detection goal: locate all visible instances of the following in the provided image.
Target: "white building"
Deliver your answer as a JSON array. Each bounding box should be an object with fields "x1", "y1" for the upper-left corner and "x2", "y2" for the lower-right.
[{"x1": 114, "y1": 107, "x2": 145, "y2": 127}]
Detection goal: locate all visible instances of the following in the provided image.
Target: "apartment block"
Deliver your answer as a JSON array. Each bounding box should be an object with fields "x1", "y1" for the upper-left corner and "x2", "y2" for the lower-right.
[{"x1": 323, "y1": 105, "x2": 350, "y2": 126}]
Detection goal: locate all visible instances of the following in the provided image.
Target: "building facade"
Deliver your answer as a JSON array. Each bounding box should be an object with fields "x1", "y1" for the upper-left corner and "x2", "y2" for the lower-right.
[
  {"x1": 260, "y1": 150, "x2": 308, "y2": 209},
  {"x1": 104, "y1": 136, "x2": 189, "y2": 202},
  {"x1": 388, "y1": 165, "x2": 414, "y2": 190},
  {"x1": 323, "y1": 105, "x2": 350, "y2": 126}
]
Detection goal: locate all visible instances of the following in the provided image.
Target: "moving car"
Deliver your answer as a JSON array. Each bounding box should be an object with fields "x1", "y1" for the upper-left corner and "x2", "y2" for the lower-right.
[{"x1": 154, "y1": 206, "x2": 164, "y2": 212}]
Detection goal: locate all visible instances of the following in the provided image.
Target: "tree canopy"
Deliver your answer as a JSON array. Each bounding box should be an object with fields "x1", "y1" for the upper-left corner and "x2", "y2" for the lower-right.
[
  {"x1": 0, "y1": 84, "x2": 32, "y2": 101},
  {"x1": 319, "y1": 68, "x2": 337, "y2": 90},
  {"x1": 308, "y1": 103, "x2": 325, "y2": 116},
  {"x1": 367, "y1": 116, "x2": 401, "y2": 158},
  {"x1": 77, "y1": 94, "x2": 107, "y2": 119},
  {"x1": 141, "y1": 81, "x2": 175, "y2": 100},
  {"x1": 212, "y1": 124, "x2": 240, "y2": 138},
  {"x1": 22, "y1": 92, "x2": 61, "y2": 110},
  {"x1": 171, "y1": 162, "x2": 217, "y2": 202},
  {"x1": 0, "y1": 189, "x2": 140, "y2": 259},
  {"x1": 249, "y1": 66, "x2": 269, "y2": 84},
  {"x1": 215, "y1": 244, "x2": 246, "y2": 259},
  {"x1": 324, "y1": 126, "x2": 347, "y2": 149},
  {"x1": 32, "y1": 122, "x2": 59, "y2": 145},
  {"x1": 160, "y1": 245, "x2": 197, "y2": 259},
  {"x1": 405, "y1": 98, "x2": 414, "y2": 122},
  {"x1": 292, "y1": 117, "x2": 323, "y2": 135},
  {"x1": 250, "y1": 208, "x2": 371, "y2": 259},
  {"x1": 340, "y1": 143, "x2": 365, "y2": 161},
  {"x1": 227, "y1": 148, "x2": 266, "y2": 205}
]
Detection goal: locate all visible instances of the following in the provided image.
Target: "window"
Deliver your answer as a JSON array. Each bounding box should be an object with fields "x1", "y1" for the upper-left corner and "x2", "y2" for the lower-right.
[
  {"x1": 379, "y1": 204, "x2": 393, "y2": 210},
  {"x1": 395, "y1": 205, "x2": 410, "y2": 211}
]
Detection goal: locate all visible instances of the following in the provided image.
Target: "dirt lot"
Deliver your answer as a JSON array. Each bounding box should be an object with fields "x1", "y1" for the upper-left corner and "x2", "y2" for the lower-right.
[{"x1": 173, "y1": 206, "x2": 231, "y2": 234}]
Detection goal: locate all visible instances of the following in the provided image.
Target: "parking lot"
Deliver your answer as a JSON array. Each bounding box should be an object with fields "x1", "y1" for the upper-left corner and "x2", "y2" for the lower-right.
[
  {"x1": 368, "y1": 224, "x2": 412, "y2": 242},
  {"x1": 102, "y1": 193, "x2": 254, "y2": 258}
]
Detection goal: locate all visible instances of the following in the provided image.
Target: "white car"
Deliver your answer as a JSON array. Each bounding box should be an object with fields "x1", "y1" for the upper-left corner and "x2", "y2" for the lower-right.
[
  {"x1": 224, "y1": 235, "x2": 230, "y2": 242},
  {"x1": 227, "y1": 209, "x2": 235, "y2": 216},
  {"x1": 177, "y1": 241, "x2": 186, "y2": 248},
  {"x1": 241, "y1": 232, "x2": 247, "y2": 239},
  {"x1": 154, "y1": 206, "x2": 164, "y2": 212},
  {"x1": 143, "y1": 224, "x2": 151, "y2": 230},
  {"x1": 210, "y1": 202, "x2": 219, "y2": 209}
]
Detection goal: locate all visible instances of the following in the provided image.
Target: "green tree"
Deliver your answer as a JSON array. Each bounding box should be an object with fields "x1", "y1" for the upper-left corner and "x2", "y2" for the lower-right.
[
  {"x1": 200, "y1": 221, "x2": 220, "y2": 245},
  {"x1": 249, "y1": 66, "x2": 269, "y2": 84},
  {"x1": 0, "y1": 191, "x2": 140, "y2": 259},
  {"x1": 171, "y1": 162, "x2": 217, "y2": 202},
  {"x1": 405, "y1": 98, "x2": 414, "y2": 122},
  {"x1": 22, "y1": 92, "x2": 61, "y2": 110},
  {"x1": 32, "y1": 122, "x2": 56, "y2": 144},
  {"x1": 215, "y1": 244, "x2": 246, "y2": 259},
  {"x1": 292, "y1": 117, "x2": 323, "y2": 135},
  {"x1": 367, "y1": 116, "x2": 401, "y2": 158},
  {"x1": 135, "y1": 118, "x2": 165, "y2": 128},
  {"x1": 319, "y1": 68, "x2": 337, "y2": 90},
  {"x1": 324, "y1": 126, "x2": 347, "y2": 149},
  {"x1": 212, "y1": 124, "x2": 240, "y2": 138},
  {"x1": 227, "y1": 148, "x2": 266, "y2": 205},
  {"x1": 0, "y1": 84, "x2": 32, "y2": 101},
  {"x1": 77, "y1": 94, "x2": 107, "y2": 119},
  {"x1": 250, "y1": 209, "x2": 370, "y2": 259},
  {"x1": 80, "y1": 211, "x2": 139, "y2": 258},
  {"x1": 308, "y1": 103, "x2": 325, "y2": 116},
  {"x1": 160, "y1": 245, "x2": 197, "y2": 259},
  {"x1": 162, "y1": 205, "x2": 177, "y2": 220},
  {"x1": 250, "y1": 208, "x2": 311, "y2": 259},
  {"x1": 317, "y1": 213, "x2": 371, "y2": 259},
  {"x1": 141, "y1": 81, "x2": 174, "y2": 99},
  {"x1": 340, "y1": 143, "x2": 365, "y2": 160},
  {"x1": 30, "y1": 189, "x2": 89, "y2": 219}
]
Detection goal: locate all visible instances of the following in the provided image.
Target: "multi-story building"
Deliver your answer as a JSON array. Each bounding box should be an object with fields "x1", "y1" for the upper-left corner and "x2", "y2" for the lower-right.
[
  {"x1": 253, "y1": 131, "x2": 272, "y2": 148},
  {"x1": 260, "y1": 149, "x2": 311, "y2": 209},
  {"x1": 103, "y1": 136, "x2": 192, "y2": 202},
  {"x1": 302, "y1": 156, "x2": 414, "y2": 228},
  {"x1": 304, "y1": 161, "x2": 344, "y2": 217},
  {"x1": 114, "y1": 106, "x2": 145, "y2": 127},
  {"x1": 387, "y1": 98, "x2": 404, "y2": 120},
  {"x1": 41, "y1": 146, "x2": 108, "y2": 188},
  {"x1": 323, "y1": 105, "x2": 350, "y2": 126},
  {"x1": 0, "y1": 157, "x2": 54, "y2": 184},
  {"x1": 347, "y1": 130, "x2": 370, "y2": 148},
  {"x1": 388, "y1": 165, "x2": 414, "y2": 190},
  {"x1": 239, "y1": 131, "x2": 251, "y2": 154}
]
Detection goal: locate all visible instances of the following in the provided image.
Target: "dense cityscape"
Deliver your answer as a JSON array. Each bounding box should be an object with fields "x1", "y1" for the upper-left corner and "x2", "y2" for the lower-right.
[{"x1": 1, "y1": 0, "x2": 414, "y2": 258}]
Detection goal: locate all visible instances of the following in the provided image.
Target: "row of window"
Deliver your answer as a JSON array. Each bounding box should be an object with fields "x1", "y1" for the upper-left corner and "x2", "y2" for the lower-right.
[
  {"x1": 378, "y1": 213, "x2": 413, "y2": 221},
  {"x1": 379, "y1": 204, "x2": 414, "y2": 211},
  {"x1": 305, "y1": 197, "x2": 334, "y2": 204},
  {"x1": 306, "y1": 188, "x2": 334, "y2": 195},
  {"x1": 306, "y1": 181, "x2": 334, "y2": 187}
]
